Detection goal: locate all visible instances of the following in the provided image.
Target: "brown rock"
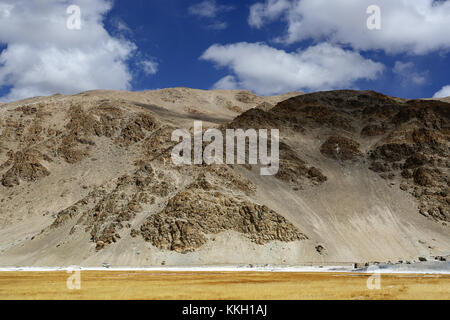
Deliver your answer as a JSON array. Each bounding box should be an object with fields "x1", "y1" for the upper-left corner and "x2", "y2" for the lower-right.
[
  {"x1": 414, "y1": 168, "x2": 433, "y2": 187},
  {"x1": 320, "y1": 135, "x2": 361, "y2": 161}
]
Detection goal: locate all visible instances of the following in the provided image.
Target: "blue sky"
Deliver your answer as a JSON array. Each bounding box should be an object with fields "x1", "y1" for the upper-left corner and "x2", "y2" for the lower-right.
[
  {"x1": 103, "y1": 0, "x2": 288, "y2": 92},
  {"x1": 1, "y1": 0, "x2": 450, "y2": 101}
]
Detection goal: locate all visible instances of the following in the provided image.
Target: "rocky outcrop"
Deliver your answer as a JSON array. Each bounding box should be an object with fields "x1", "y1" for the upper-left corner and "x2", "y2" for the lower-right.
[
  {"x1": 365, "y1": 102, "x2": 450, "y2": 223},
  {"x1": 320, "y1": 136, "x2": 362, "y2": 161},
  {"x1": 262, "y1": 90, "x2": 449, "y2": 223},
  {"x1": 137, "y1": 184, "x2": 307, "y2": 253},
  {"x1": 277, "y1": 142, "x2": 327, "y2": 186},
  {"x1": 1, "y1": 150, "x2": 50, "y2": 187},
  {"x1": 361, "y1": 124, "x2": 388, "y2": 137}
]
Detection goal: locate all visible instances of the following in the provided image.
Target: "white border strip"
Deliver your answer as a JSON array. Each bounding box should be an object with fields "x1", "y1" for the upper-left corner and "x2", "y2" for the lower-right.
[{"x1": 0, "y1": 265, "x2": 449, "y2": 274}]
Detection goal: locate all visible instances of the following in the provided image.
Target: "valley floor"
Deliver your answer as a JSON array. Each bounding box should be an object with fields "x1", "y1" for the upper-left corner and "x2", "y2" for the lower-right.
[{"x1": 0, "y1": 270, "x2": 449, "y2": 300}]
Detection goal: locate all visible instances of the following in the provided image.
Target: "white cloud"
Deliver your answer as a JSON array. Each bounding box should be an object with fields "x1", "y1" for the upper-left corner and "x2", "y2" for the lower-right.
[
  {"x1": 433, "y1": 85, "x2": 450, "y2": 98},
  {"x1": 140, "y1": 59, "x2": 159, "y2": 75},
  {"x1": 201, "y1": 42, "x2": 384, "y2": 95},
  {"x1": 249, "y1": 0, "x2": 450, "y2": 54},
  {"x1": 393, "y1": 61, "x2": 427, "y2": 86},
  {"x1": 188, "y1": 0, "x2": 233, "y2": 18},
  {"x1": 0, "y1": 0, "x2": 145, "y2": 101},
  {"x1": 188, "y1": 0, "x2": 233, "y2": 30},
  {"x1": 249, "y1": 0, "x2": 290, "y2": 28},
  {"x1": 212, "y1": 75, "x2": 240, "y2": 90},
  {"x1": 111, "y1": 17, "x2": 133, "y2": 36}
]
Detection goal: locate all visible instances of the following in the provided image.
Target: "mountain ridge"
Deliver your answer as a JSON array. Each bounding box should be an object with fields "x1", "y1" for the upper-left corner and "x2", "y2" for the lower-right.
[{"x1": 0, "y1": 88, "x2": 448, "y2": 267}]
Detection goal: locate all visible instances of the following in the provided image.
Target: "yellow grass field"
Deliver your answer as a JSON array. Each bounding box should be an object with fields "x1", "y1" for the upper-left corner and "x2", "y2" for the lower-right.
[{"x1": 0, "y1": 271, "x2": 449, "y2": 300}]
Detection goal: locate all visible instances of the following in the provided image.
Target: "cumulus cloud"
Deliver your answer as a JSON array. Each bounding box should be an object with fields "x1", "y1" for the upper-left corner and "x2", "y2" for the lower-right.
[
  {"x1": 393, "y1": 61, "x2": 427, "y2": 86},
  {"x1": 0, "y1": 0, "x2": 145, "y2": 101},
  {"x1": 201, "y1": 42, "x2": 384, "y2": 95},
  {"x1": 249, "y1": 0, "x2": 450, "y2": 54},
  {"x1": 433, "y1": 85, "x2": 450, "y2": 98}
]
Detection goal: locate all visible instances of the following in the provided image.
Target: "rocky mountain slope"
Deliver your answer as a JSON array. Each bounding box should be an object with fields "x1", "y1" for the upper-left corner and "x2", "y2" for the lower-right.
[{"x1": 0, "y1": 88, "x2": 448, "y2": 267}]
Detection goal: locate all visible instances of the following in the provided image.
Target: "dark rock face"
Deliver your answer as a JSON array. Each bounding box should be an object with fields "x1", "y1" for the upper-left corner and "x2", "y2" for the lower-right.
[
  {"x1": 404, "y1": 153, "x2": 429, "y2": 169},
  {"x1": 315, "y1": 245, "x2": 326, "y2": 255},
  {"x1": 413, "y1": 168, "x2": 434, "y2": 187},
  {"x1": 276, "y1": 142, "x2": 327, "y2": 186},
  {"x1": 320, "y1": 136, "x2": 361, "y2": 161},
  {"x1": 261, "y1": 90, "x2": 449, "y2": 223},
  {"x1": 369, "y1": 143, "x2": 417, "y2": 163},
  {"x1": 361, "y1": 124, "x2": 388, "y2": 137},
  {"x1": 362, "y1": 100, "x2": 450, "y2": 222}
]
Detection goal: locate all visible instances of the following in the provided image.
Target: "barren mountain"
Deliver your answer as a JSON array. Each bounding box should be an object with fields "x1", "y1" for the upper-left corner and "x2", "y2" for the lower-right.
[{"x1": 0, "y1": 88, "x2": 448, "y2": 267}]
